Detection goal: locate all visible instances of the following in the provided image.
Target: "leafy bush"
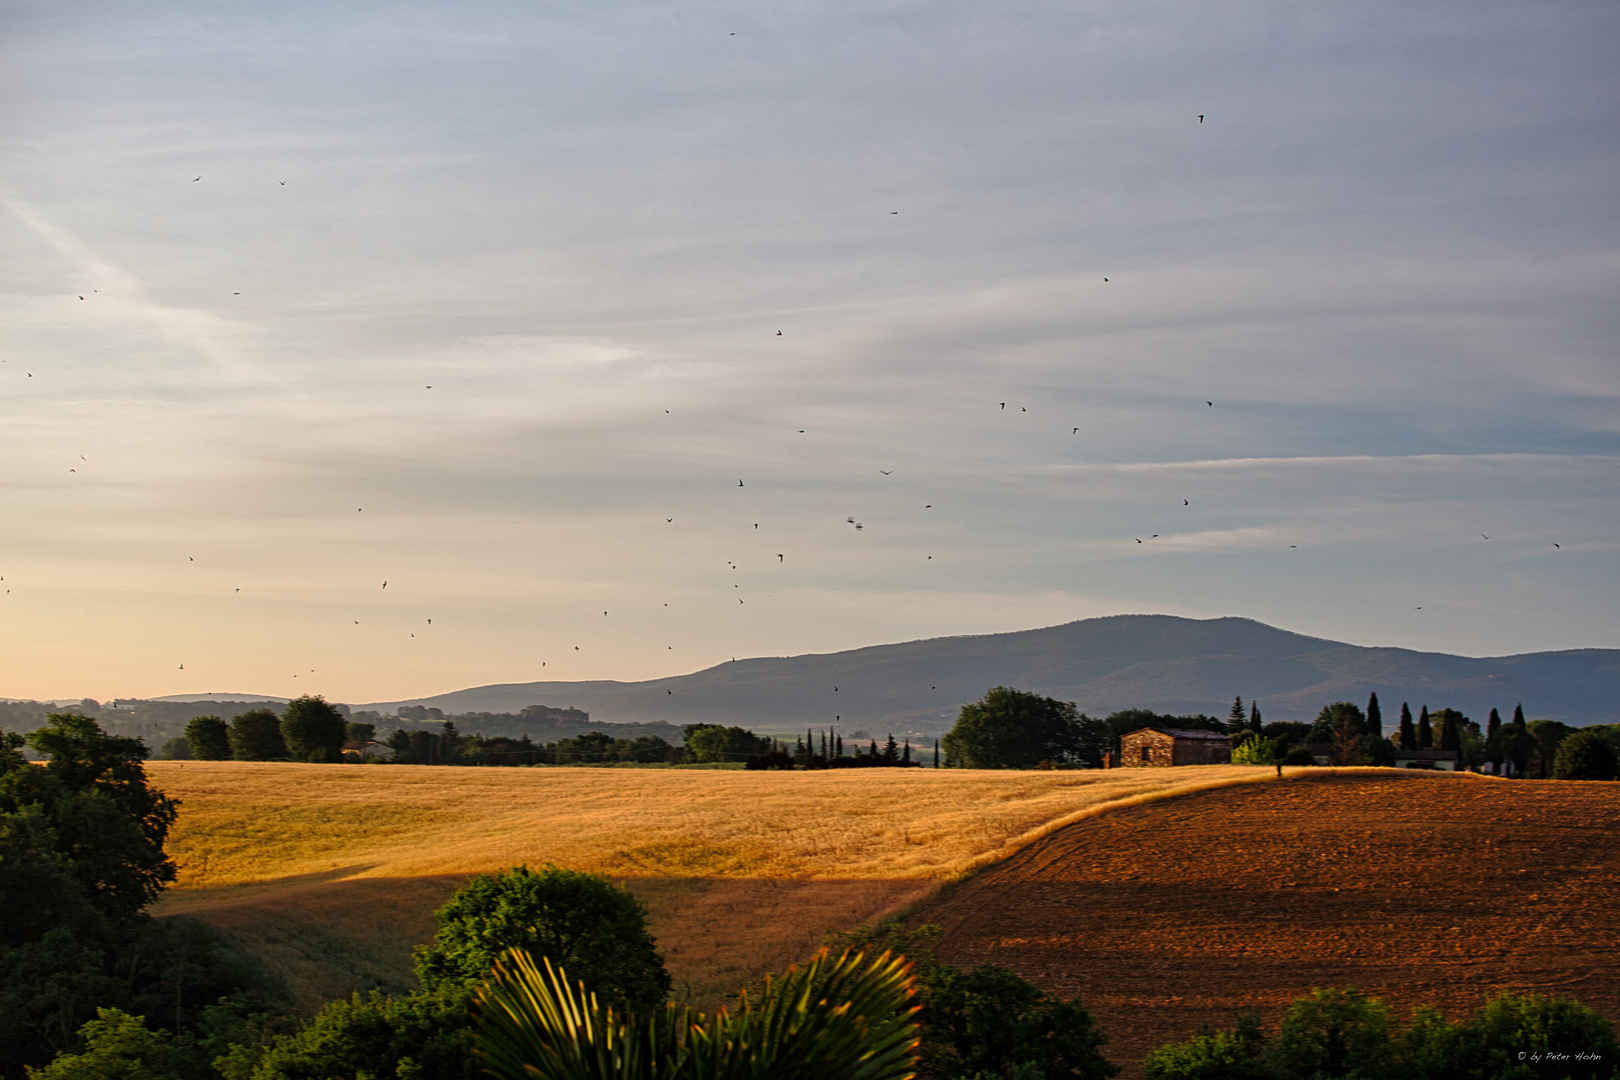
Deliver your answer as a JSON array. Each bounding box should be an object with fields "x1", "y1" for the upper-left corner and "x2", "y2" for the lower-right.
[
  {"x1": 414, "y1": 865, "x2": 671, "y2": 1013},
  {"x1": 1143, "y1": 988, "x2": 1619, "y2": 1080}
]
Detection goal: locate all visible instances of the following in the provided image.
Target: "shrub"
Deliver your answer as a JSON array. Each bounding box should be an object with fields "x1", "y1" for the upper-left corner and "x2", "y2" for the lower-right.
[
  {"x1": 921, "y1": 962, "x2": 1118, "y2": 1079},
  {"x1": 414, "y1": 864, "x2": 671, "y2": 1013}
]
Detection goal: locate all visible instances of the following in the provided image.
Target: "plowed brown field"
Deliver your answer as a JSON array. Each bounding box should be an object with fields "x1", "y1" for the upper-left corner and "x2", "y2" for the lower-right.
[{"x1": 911, "y1": 772, "x2": 1620, "y2": 1077}]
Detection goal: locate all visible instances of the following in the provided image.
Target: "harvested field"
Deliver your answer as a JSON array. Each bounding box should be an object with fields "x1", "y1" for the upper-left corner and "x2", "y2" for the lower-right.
[
  {"x1": 911, "y1": 771, "x2": 1620, "y2": 1078},
  {"x1": 147, "y1": 761, "x2": 1274, "y2": 1009}
]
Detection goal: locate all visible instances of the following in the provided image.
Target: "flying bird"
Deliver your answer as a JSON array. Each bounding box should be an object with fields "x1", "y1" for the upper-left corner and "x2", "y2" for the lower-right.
[
  {"x1": 1198, "y1": 115, "x2": 1204, "y2": 122},
  {"x1": 192, "y1": 177, "x2": 201, "y2": 182},
  {"x1": 279, "y1": 181, "x2": 286, "y2": 185},
  {"x1": 666, "y1": 518, "x2": 673, "y2": 522},
  {"x1": 1482, "y1": 535, "x2": 1491, "y2": 540},
  {"x1": 1554, "y1": 543, "x2": 1561, "y2": 549},
  {"x1": 1000, "y1": 403, "x2": 1005, "y2": 409},
  {"x1": 1135, "y1": 538, "x2": 1143, "y2": 543},
  {"x1": 1184, "y1": 499, "x2": 1189, "y2": 505},
  {"x1": 738, "y1": 479, "x2": 744, "y2": 487},
  {"x1": 1102, "y1": 278, "x2": 1108, "y2": 282},
  {"x1": 1206, "y1": 401, "x2": 1213, "y2": 407},
  {"x1": 667, "y1": 689, "x2": 672, "y2": 694},
  {"x1": 1073, "y1": 427, "x2": 1079, "y2": 434},
  {"x1": 382, "y1": 581, "x2": 387, "y2": 589},
  {"x1": 880, "y1": 470, "x2": 891, "y2": 475},
  {"x1": 776, "y1": 330, "x2": 782, "y2": 335},
  {"x1": 777, "y1": 554, "x2": 784, "y2": 562}
]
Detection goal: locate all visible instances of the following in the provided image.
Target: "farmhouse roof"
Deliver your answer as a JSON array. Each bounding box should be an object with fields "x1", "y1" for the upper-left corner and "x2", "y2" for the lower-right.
[
  {"x1": 1125, "y1": 726, "x2": 1232, "y2": 741},
  {"x1": 1393, "y1": 748, "x2": 1460, "y2": 760}
]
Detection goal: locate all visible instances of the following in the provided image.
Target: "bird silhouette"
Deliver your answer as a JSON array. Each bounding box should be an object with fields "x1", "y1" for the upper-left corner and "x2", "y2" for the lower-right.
[
  {"x1": 776, "y1": 330, "x2": 782, "y2": 335},
  {"x1": 777, "y1": 554, "x2": 784, "y2": 562},
  {"x1": 1073, "y1": 427, "x2": 1079, "y2": 434},
  {"x1": 1184, "y1": 499, "x2": 1189, "y2": 505},
  {"x1": 1000, "y1": 403, "x2": 1005, "y2": 409},
  {"x1": 880, "y1": 470, "x2": 892, "y2": 475},
  {"x1": 1554, "y1": 543, "x2": 1561, "y2": 549},
  {"x1": 279, "y1": 181, "x2": 286, "y2": 185},
  {"x1": 738, "y1": 480, "x2": 744, "y2": 487},
  {"x1": 666, "y1": 518, "x2": 673, "y2": 522},
  {"x1": 382, "y1": 581, "x2": 387, "y2": 589},
  {"x1": 1206, "y1": 401, "x2": 1213, "y2": 407},
  {"x1": 1135, "y1": 538, "x2": 1143, "y2": 543},
  {"x1": 192, "y1": 177, "x2": 201, "y2": 182},
  {"x1": 1103, "y1": 277, "x2": 1108, "y2": 282},
  {"x1": 1482, "y1": 535, "x2": 1491, "y2": 540},
  {"x1": 667, "y1": 689, "x2": 672, "y2": 694},
  {"x1": 1198, "y1": 115, "x2": 1204, "y2": 122}
]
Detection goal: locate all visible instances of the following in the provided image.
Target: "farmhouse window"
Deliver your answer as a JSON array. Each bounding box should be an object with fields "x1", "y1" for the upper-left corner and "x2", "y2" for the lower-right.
[{"x1": 1141, "y1": 746, "x2": 1152, "y2": 763}]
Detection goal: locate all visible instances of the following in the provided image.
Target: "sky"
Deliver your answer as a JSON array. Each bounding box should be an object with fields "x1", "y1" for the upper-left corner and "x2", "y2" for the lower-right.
[{"x1": 2, "y1": 0, "x2": 1617, "y2": 704}]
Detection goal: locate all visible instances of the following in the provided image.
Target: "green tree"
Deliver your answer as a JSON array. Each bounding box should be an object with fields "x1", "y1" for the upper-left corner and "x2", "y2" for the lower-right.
[
  {"x1": 184, "y1": 716, "x2": 231, "y2": 761},
  {"x1": 1553, "y1": 729, "x2": 1618, "y2": 781},
  {"x1": 1431, "y1": 708, "x2": 1466, "y2": 753},
  {"x1": 1398, "y1": 703, "x2": 1416, "y2": 751},
  {"x1": 1143, "y1": 1012, "x2": 1273, "y2": 1080},
  {"x1": 1528, "y1": 720, "x2": 1574, "y2": 779},
  {"x1": 1450, "y1": 990, "x2": 1618, "y2": 1080},
  {"x1": 1248, "y1": 702, "x2": 1262, "y2": 736},
  {"x1": 21, "y1": 714, "x2": 179, "y2": 917},
  {"x1": 1417, "y1": 706, "x2": 1433, "y2": 750},
  {"x1": 228, "y1": 708, "x2": 287, "y2": 761},
  {"x1": 1226, "y1": 697, "x2": 1247, "y2": 736},
  {"x1": 1365, "y1": 693, "x2": 1382, "y2": 740},
  {"x1": 415, "y1": 865, "x2": 670, "y2": 1013},
  {"x1": 239, "y1": 983, "x2": 476, "y2": 1080},
  {"x1": 1485, "y1": 708, "x2": 1504, "y2": 773},
  {"x1": 1274, "y1": 987, "x2": 1397, "y2": 1078},
  {"x1": 682, "y1": 724, "x2": 769, "y2": 764},
  {"x1": 25, "y1": 1007, "x2": 181, "y2": 1080},
  {"x1": 279, "y1": 696, "x2": 348, "y2": 763},
  {"x1": 1310, "y1": 703, "x2": 1366, "y2": 765},
  {"x1": 920, "y1": 963, "x2": 1118, "y2": 1080},
  {"x1": 945, "y1": 687, "x2": 1086, "y2": 769},
  {"x1": 159, "y1": 736, "x2": 192, "y2": 760}
]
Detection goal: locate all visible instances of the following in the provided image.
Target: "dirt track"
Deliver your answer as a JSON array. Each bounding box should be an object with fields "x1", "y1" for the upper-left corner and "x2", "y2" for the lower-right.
[{"x1": 910, "y1": 772, "x2": 1620, "y2": 1076}]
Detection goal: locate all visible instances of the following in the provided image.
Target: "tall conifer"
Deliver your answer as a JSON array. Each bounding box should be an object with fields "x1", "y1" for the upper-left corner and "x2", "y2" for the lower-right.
[
  {"x1": 1513, "y1": 703, "x2": 1526, "y2": 728},
  {"x1": 1418, "y1": 706, "x2": 1433, "y2": 749},
  {"x1": 1226, "y1": 696, "x2": 1247, "y2": 734},
  {"x1": 1366, "y1": 693, "x2": 1382, "y2": 739},
  {"x1": 1249, "y1": 702, "x2": 1262, "y2": 734},
  {"x1": 1398, "y1": 703, "x2": 1416, "y2": 750}
]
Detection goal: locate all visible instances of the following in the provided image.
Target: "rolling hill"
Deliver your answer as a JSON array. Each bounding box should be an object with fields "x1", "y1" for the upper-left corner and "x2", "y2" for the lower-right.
[{"x1": 359, "y1": 614, "x2": 1620, "y2": 734}]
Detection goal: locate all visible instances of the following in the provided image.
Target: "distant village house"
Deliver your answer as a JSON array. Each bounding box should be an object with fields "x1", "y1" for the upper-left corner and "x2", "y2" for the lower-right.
[
  {"x1": 1391, "y1": 747, "x2": 1459, "y2": 771},
  {"x1": 1119, "y1": 727, "x2": 1233, "y2": 767}
]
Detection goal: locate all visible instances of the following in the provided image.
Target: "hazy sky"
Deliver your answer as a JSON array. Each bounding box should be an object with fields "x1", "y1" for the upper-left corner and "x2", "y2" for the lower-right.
[{"x1": 3, "y1": 0, "x2": 1617, "y2": 703}]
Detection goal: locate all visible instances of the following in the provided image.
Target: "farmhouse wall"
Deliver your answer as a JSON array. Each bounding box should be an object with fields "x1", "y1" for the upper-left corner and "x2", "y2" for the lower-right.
[{"x1": 1119, "y1": 727, "x2": 1234, "y2": 767}]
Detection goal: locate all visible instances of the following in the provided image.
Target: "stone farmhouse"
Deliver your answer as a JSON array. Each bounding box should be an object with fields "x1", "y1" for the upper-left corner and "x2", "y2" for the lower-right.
[{"x1": 1119, "y1": 726, "x2": 1234, "y2": 767}]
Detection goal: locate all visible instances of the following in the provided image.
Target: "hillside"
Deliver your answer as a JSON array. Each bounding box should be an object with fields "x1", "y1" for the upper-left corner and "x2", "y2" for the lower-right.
[
  {"x1": 149, "y1": 761, "x2": 1273, "y2": 1009},
  {"x1": 359, "y1": 614, "x2": 1620, "y2": 734},
  {"x1": 913, "y1": 773, "x2": 1620, "y2": 1076}
]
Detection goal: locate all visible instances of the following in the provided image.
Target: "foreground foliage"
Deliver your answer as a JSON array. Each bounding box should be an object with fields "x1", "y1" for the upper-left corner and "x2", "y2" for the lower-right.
[
  {"x1": 475, "y1": 947, "x2": 920, "y2": 1080},
  {"x1": 1142, "y1": 986, "x2": 1620, "y2": 1080}
]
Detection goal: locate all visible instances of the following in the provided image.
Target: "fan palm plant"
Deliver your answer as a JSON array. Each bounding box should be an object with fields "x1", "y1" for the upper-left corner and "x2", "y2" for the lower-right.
[{"x1": 474, "y1": 946, "x2": 920, "y2": 1080}]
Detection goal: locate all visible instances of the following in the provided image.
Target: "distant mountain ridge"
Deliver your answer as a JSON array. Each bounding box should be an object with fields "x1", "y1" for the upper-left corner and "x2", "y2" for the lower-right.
[{"x1": 358, "y1": 615, "x2": 1620, "y2": 735}]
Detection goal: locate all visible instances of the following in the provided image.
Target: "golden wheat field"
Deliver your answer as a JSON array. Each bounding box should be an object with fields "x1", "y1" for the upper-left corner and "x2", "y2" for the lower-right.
[{"x1": 149, "y1": 761, "x2": 1278, "y2": 1010}]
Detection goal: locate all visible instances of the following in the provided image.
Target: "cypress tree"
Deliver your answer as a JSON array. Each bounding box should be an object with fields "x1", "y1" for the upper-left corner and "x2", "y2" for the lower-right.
[
  {"x1": 933, "y1": 738, "x2": 940, "y2": 768},
  {"x1": 1249, "y1": 702, "x2": 1262, "y2": 734},
  {"x1": 1398, "y1": 703, "x2": 1416, "y2": 750},
  {"x1": 1418, "y1": 706, "x2": 1433, "y2": 749},
  {"x1": 1438, "y1": 710, "x2": 1461, "y2": 752},
  {"x1": 1486, "y1": 708, "x2": 1502, "y2": 771},
  {"x1": 1512, "y1": 703, "x2": 1526, "y2": 728},
  {"x1": 1366, "y1": 693, "x2": 1382, "y2": 739},
  {"x1": 902, "y1": 740, "x2": 912, "y2": 765},
  {"x1": 835, "y1": 732, "x2": 843, "y2": 758},
  {"x1": 1226, "y1": 696, "x2": 1246, "y2": 734}
]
